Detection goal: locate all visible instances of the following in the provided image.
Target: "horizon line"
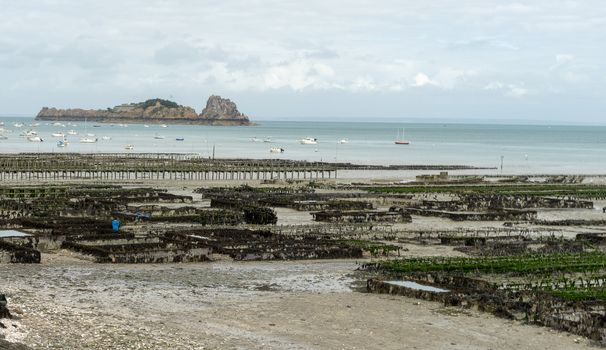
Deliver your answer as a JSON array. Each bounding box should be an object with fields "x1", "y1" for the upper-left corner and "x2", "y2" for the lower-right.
[{"x1": 1, "y1": 115, "x2": 605, "y2": 127}]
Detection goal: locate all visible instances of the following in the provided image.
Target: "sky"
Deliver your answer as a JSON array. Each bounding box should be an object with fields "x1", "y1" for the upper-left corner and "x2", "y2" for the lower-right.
[{"x1": 1, "y1": 0, "x2": 605, "y2": 123}]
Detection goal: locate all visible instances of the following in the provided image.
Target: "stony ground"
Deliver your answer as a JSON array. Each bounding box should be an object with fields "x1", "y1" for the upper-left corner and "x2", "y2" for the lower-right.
[{"x1": 0, "y1": 253, "x2": 596, "y2": 350}]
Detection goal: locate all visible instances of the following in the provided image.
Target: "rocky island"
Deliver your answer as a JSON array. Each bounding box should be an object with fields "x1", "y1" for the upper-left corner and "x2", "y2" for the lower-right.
[{"x1": 35, "y1": 95, "x2": 252, "y2": 126}]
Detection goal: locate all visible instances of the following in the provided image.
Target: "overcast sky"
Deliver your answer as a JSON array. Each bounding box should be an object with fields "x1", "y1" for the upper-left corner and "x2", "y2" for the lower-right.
[{"x1": 1, "y1": 1, "x2": 605, "y2": 123}]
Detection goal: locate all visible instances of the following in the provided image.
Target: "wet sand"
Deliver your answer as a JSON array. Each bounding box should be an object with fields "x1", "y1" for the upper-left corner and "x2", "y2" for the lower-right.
[{"x1": 0, "y1": 254, "x2": 594, "y2": 349}]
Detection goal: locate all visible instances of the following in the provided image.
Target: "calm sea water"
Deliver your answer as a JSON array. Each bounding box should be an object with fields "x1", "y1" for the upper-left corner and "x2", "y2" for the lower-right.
[{"x1": 1, "y1": 118, "x2": 605, "y2": 175}]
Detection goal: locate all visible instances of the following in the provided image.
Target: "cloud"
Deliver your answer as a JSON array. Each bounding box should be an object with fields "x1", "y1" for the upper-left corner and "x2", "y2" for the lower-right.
[
  {"x1": 1, "y1": 0, "x2": 605, "y2": 120},
  {"x1": 466, "y1": 3, "x2": 536, "y2": 15},
  {"x1": 484, "y1": 81, "x2": 528, "y2": 97},
  {"x1": 507, "y1": 85, "x2": 528, "y2": 97},
  {"x1": 549, "y1": 53, "x2": 575, "y2": 70},
  {"x1": 447, "y1": 38, "x2": 519, "y2": 51},
  {"x1": 411, "y1": 73, "x2": 438, "y2": 87},
  {"x1": 263, "y1": 60, "x2": 336, "y2": 90},
  {"x1": 494, "y1": 3, "x2": 535, "y2": 14},
  {"x1": 556, "y1": 54, "x2": 575, "y2": 64}
]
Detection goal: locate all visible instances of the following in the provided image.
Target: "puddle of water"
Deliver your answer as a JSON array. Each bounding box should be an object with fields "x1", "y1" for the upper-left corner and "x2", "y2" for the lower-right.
[
  {"x1": 0, "y1": 230, "x2": 31, "y2": 238},
  {"x1": 385, "y1": 280, "x2": 449, "y2": 293}
]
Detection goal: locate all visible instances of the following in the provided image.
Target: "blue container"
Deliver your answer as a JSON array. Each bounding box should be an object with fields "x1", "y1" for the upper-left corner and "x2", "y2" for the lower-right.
[{"x1": 111, "y1": 219, "x2": 121, "y2": 232}]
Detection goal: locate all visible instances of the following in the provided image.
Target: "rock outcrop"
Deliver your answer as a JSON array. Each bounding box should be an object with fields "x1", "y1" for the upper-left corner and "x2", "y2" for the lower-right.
[
  {"x1": 35, "y1": 96, "x2": 252, "y2": 126},
  {"x1": 199, "y1": 95, "x2": 250, "y2": 124}
]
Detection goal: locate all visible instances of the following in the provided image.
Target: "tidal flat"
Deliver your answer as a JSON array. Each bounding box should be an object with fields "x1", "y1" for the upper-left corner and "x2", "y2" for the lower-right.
[{"x1": 1, "y1": 155, "x2": 606, "y2": 348}]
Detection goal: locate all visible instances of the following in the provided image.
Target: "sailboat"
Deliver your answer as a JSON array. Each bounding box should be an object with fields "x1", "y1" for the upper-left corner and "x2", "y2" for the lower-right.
[
  {"x1": 80, "y1": 118, "x2": 98, "y2": 143},
  {"x1": 394, "y1": 128, "x2": 410, "y2": 145}
]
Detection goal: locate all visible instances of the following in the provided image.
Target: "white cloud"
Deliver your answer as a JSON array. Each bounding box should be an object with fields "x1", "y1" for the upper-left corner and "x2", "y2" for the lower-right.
[
  {"x1": 507, "y1": 85, "x2": 528, "y2": 97},
  {"x1": 556, "y1": 53, "x2": 575, "y2": 64},
  {"x1": 484, "y1": 81, "x2": 505, "y2": 90},
  {"x1": 465, "y1": 3, "x2": 536, "y2": 15},
  {"x1": 263, "y1": 60, "x2": 336, "y2": 90},
  {"x1": 494, "y1": 3, "x2": 535, "y2": 14},
  {"x1": 412, "y1": 73, "x2": 438, "y2": 87},
  {"x1": 549, "y1": 53, "x2": 576, "y2": 70},
  {"x1": 484, "y1": 81, "x2": 528, "y2": 97}
]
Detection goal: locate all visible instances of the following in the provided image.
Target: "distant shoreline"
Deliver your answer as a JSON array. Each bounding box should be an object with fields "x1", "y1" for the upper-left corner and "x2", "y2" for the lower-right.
[
  {"x1": 34, "y1": 115, "x2": 254, "y2": 126},
  {"x1": 4, "y1": 115, "x2": 604, "y2": 128}
]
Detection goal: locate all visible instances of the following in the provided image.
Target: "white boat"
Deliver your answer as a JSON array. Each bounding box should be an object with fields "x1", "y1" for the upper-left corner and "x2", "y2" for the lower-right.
[
  {"x1": 160, "y1": 124, "x2": 168, "y2": 128},
  {"x1": 154, "y1": 133, "x2": 165, "y2": 140},
  {"x1": 86, "y1": 133, "x2": 95, "y2": 137},
  {"x1": 79, "y1": 137, "x2": 97, "y2": 143},
  {"x1": 124, "y1": 144, "x2": 134, "y2": 150},
  {"x1": 144, "y1": 125, "x2": 149, "y2": 128},
  {"x1": 270, "y1": 147, "x2": 285, "y2": 153},
  {"x1": 13, "y1": 123, "x2": 24, "y2": 128},
  {"x1": 52, "y1": 122, "x2": 64, "y2": 127},
  {"x1": 51, "y1": 132, "x2": 65, "y2": 138},
  {"x1": 263, "y1": 137, "x2": 272, "y2": 143},
  {"x1": 251, "y1": 137, "x2": 262, "y2": 142},
  {"x1": 101, "y1": 136, "x2": 112, "y2": 140},
  {"x1": 300, "y1": 137, "x2": 318, "y2": 145},
  {"x1": 339, "y1": 139, "x2": 349, "y2": 144},
  {"x1": 20, "y1": 130, "x2": 37, "y2": 137},
  {"x1": 27, "y1": 136, "x2": 43, "y2": 142},
  {"x1": 67, "y1": 130, "x2": 78, "y2": 135}
]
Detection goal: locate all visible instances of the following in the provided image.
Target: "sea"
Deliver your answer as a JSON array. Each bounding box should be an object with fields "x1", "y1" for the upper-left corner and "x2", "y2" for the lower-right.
[{"x1": 1, "y1": 117, "x2": 605, "y2": 176}]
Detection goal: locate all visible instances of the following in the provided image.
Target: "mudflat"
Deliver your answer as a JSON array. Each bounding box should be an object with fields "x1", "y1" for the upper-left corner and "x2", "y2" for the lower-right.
[{"x1": 0, "y1": 255, "x2": 592, "y2": 349}]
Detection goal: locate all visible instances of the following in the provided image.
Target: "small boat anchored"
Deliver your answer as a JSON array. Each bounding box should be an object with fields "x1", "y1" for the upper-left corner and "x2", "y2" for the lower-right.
[
  {"x1": 124, "y1": 144, "x2": 134, "y2": 150},
  {"x1": 270, "y1": 147, "x2": 285, "y2": 153},
  {"x1": 394, "y1": 128, "x2": 410, "y2": 145},
  {"x1": 154, "y1": 133, "x2": 165, "y2": 140},
  {"x1": 300, "y1": 137, "x2": 318, "y2": 145},
  {"x1": 79, "y1": 137, "x2": 97, "y2": 143},
  {"x1": 20, "y1": 130, "x2": 37, "y2": 137},
  {"x1": 27, "y1": 136, "x2": 44, "y2": 142},
  {"x1": 51, "y1": 132, "x2": 65, "y2": 138}
]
